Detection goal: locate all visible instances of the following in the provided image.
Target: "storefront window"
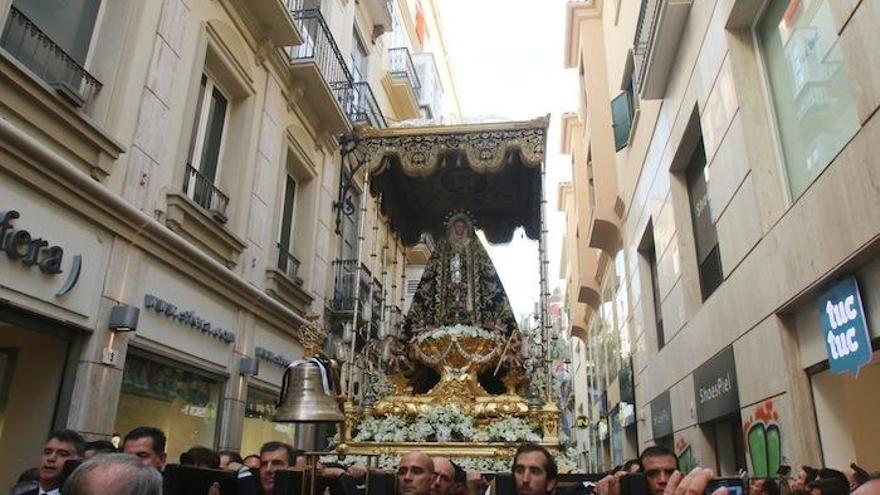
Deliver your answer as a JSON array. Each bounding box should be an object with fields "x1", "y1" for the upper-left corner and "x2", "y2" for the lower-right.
[
  {"x1": 240, "y1": 387, "x2": 296, "y2": 457},
  {"x1": 114, "y1": 354, "x2": 222, "y2": 461},
  {"x1": 758, "y1": 0, "x2": 860, "y2": 199},
  {"x1": 811, "y1": 351, "x2": 880, "y2": 469}
]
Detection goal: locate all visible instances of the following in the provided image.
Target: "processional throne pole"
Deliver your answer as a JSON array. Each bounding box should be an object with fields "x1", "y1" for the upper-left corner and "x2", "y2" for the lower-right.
[
  {"x1": 539, "y1": 159, "x2": 553, "y2": 404},
  {"x1": 346, "y1": 169, "x2": 371, "y2": 397}
]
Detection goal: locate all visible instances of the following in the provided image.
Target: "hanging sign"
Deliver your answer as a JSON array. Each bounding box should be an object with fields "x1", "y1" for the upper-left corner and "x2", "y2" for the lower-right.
[
  {"x1": 818, "y1": 276, "x2": 872, "y2": 376},
  {"x1": 693, "y1": 346, "x2": 739, "y2": 423},
  {"x1": 650, "y1": 390, "x2": 673, "y2": 439}
]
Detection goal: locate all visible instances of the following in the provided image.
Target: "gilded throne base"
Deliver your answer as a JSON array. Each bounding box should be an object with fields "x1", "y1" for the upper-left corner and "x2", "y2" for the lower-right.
[{"x1": 339, "y1": 330, "x2": 561, "y2": 459}]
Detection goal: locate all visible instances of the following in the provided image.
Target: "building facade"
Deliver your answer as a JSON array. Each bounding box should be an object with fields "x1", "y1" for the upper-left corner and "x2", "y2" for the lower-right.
[
  {"x1": 0, "y1": 0, "x2": 459, "y2": 488},
  {"x1": 561, "y1": 0, "x2": 880, "y2": 475}
]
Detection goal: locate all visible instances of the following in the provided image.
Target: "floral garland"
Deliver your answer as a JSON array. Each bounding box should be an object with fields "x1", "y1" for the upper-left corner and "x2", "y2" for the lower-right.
[
  {"x1": 353, "y1": 405, "x2": 544, "y2": 444},
  {"x1": 472, "y1": 417, "x2": 541, "y2": 443},
  {"x1": 422, "y1": 324, "x2": 497, "y2": 341},
  {"x1": 353, "y1": 405, "x2": 478, "y2": 442}
]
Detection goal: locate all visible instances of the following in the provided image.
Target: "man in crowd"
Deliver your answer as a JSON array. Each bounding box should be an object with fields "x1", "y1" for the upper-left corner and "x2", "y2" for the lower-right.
[
  {"x1": 511, "y1": 443, "x2": 557, "y2": 495},
  {"x1": 259, "y1": 441, "x2": 296, "y2": 495},
  {"x1": 639, "y1": 446, "x2": 678, "y2": 495},
  {"x1": 121, "y1": 426, "x2": 167, "y2": 471},
  {"x1": 431, "y1": 457, "x2": 456, "y2": 495},
  {"x1": 243, "y1": 455, "x2": 261, "y2": 470},
  {"x1": 12, "y1": 430, "x2": 85, "y2": 495},
  {"x1": 397, "y1": 451, "x2": 434, "y2": 495},
  {"x1": 62, "y1": 453, "x2": 162, "y2": 495},
  {"x1": 219, "y1": 450, "x2": 244, "y2": 470},
  {"x1": 180, "y1": 446, "x2": 220, "y2": 469},
  {"x1": 82, "y1": 440, "x2": 117, "y2": 459}
]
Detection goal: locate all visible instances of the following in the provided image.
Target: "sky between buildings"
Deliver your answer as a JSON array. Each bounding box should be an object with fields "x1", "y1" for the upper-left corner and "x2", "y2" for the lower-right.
[{"x1": 438, "y1": 0, "x2": 577, "y2": 319}]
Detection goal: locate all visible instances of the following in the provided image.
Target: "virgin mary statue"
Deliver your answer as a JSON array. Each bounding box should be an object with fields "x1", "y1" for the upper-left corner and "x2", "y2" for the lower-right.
[{"x1": 403, "y1": 212, "x2": 518, "y2": 338}]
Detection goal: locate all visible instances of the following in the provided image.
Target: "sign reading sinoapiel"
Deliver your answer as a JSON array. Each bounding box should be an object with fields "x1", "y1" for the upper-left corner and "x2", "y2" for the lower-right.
[{"x1": 818, "y1": 276, "x2": 872, "y2": 376}]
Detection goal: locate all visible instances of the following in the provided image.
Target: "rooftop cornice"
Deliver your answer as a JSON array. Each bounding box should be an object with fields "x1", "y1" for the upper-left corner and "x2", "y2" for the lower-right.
[{"x1": 564, "y1": 0, "x2": 603, "y2": 69}]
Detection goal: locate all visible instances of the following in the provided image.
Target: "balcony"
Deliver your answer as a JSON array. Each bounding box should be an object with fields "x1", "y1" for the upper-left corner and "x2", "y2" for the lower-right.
[
  {"x1": 0, "y1": 6, "x2": 101, "y2": 107},
  {"x1": 230, "y1": 0, "x2": 303, "y2": 47},
  {"x1": 405, "y1": 232, "x2": 434, "y2": 264},
  {"x1": 288, "y1": 9, "x2": 353, "y2": 134},
  {"x1": 182, "y1": 164, "x2": 229, "y2": 223},
  {"x1": 265, "y1": 242, "x2": 313, "y2": 314},
  {"x1": 412, "y1": 53, "x2": 443, "y2": 119},
  {"x1": 342, "y1": 81, "x2": 387, "y2": 129},
  {"x1": 362, "y1": 0, "x2": 394, "y2": 39},
  {"x1": 329, "y1": 259, "x2": 372, "y2": 315},
  {"x1": 382, "y1": 47, "x2": 421, "y2": 120},
  {"x1": 165, "y1": 165, "x2": 245, "y2": 268},
  {"x1": 632, "y1": 0, "x2": 693, "y2": 100}
]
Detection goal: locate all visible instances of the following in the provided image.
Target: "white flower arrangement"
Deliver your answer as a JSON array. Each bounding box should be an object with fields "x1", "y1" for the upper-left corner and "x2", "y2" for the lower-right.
[
  {"x1": 424, "y1": 324, "x2": 496, "y2": 341},
  {"x1": 365, "y1": 372, "x2": 398, "y2": 402},
  {"x1": 352, "y1": 404, "x2": 539, "y2": 444},
  {"x1": 317, "y1": 454, "x2": 513, "y2": 473},
  {"x1": 473, "y1": 417, "x2": 541, "y2": 443}
]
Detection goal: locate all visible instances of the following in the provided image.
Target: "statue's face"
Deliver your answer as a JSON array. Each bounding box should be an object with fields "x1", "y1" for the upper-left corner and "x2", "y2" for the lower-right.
[{"x1": 453, "y1": 220, "x2": 466, "y2": 237}]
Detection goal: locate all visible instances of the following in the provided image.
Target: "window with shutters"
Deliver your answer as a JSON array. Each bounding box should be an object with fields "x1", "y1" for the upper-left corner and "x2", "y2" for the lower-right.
[
  {"x1": 611, "y1": 89, "x2": 634, "y2": 151},
  {"x1": 277, "y1": 174, "x2": 299, "y2": 279},
  {"x1": 184, "y1": 73, "x2": 231, "y2": 218}
]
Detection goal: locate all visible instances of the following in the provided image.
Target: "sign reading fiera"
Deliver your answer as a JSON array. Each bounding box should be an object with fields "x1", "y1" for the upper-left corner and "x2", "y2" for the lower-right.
[
  {"x1": 818, "y1": 276, "x2": 872, "y2": 376},
  {"x1": 1, "y1": 210, "x2": 64, "y2": 273}
]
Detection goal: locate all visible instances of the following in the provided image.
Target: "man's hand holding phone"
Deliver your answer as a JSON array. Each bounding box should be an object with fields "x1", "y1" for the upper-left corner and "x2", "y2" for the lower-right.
[{"x1": 662, "y1": 467, "x2": 737, "y2": 495}]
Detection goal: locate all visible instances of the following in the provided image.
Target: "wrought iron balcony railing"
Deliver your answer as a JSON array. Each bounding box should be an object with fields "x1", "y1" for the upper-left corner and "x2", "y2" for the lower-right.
[
  {"x1": 0, "y1": 6, "x2": 102, "y2": 106},
  {"x1": 276, "y1": 242, "x2": 301, "y2": 280},
  {"x1": 330, "y1": 259, "x2": 372, "y2": 313},
  {"x1": 412, "y1": 52, "x2": 442, "y2": 119},
  {"x1": 388, "y1": 47, "x2": 421, "y2": 90},
  {"x1": 632, "y1": 0, "x2": 660, "y2": 95},
  {"x1": 340, "y1": 81, "x2": 387, "y2": 128},
  {"x1": 289, "y1": 9, "x2": 354, "y2": 88},
  {"x1": 183, "y1": 164, "x2": 230, "y2": 223},
  {"x1": 632, "y1": 0, "x2": 690, "y2": 99}
]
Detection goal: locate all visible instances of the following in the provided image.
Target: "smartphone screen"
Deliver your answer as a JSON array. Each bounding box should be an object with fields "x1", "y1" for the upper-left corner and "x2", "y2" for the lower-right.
[{"x1": 705, "y1": 477, "x2": 745, "y2": 495}]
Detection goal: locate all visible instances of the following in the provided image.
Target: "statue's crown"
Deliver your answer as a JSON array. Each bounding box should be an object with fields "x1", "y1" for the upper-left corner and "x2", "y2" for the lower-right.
[{"x1": 444, "y1": 210, "x2": 477, "y2": 229}]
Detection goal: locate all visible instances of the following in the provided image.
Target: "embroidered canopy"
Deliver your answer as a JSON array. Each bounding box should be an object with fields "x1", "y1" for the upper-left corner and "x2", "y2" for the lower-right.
[{"x1": 362, "y1": 116, "x2": 549, "y2": 246}]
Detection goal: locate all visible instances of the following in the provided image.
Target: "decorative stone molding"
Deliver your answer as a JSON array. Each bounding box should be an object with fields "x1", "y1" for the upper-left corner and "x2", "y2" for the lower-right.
[
  {"x1": 265, "y1": 268, "x2": 314, "y2": 315},
  {"x1": 0, "y1": 53, "x2": 125, "y2": 181}
]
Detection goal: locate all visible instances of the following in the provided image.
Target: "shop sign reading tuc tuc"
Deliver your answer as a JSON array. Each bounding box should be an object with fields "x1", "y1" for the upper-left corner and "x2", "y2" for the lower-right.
[{"x1": 818, "y1": 276, "x2": 872, "y2": 377}]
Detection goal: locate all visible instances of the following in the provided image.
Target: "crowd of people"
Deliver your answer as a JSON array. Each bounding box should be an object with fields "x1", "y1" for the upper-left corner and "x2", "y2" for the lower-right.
[
  {"x1": 7, "y1": 427, "x2": 879, "y2": 495},
  {"x1": 591, "y1": 447, "x2": 878, "y2": 495}
]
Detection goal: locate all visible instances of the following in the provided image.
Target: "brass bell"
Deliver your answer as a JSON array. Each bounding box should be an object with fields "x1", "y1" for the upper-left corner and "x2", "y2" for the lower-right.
[{"x1": 274, "y1": 358, "x2": 345, "y2": 423}]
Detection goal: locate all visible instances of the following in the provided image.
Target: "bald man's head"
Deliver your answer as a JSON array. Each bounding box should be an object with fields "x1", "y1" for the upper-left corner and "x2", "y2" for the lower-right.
[
  {"x1": 432, "y1": 457, "x2": 455, "y2": 495},
  {"x1": 398, "y1": 451, "x2": 434, "y2": 495},
  {"x1": 853, "y1": 479, "x2": 880, "y2": 495}
]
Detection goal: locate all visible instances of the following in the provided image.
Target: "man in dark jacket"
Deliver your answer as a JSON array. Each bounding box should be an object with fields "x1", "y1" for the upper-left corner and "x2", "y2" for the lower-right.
[{"x1": 10, "y1": 430, "x2": 84, "y2": 495}]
